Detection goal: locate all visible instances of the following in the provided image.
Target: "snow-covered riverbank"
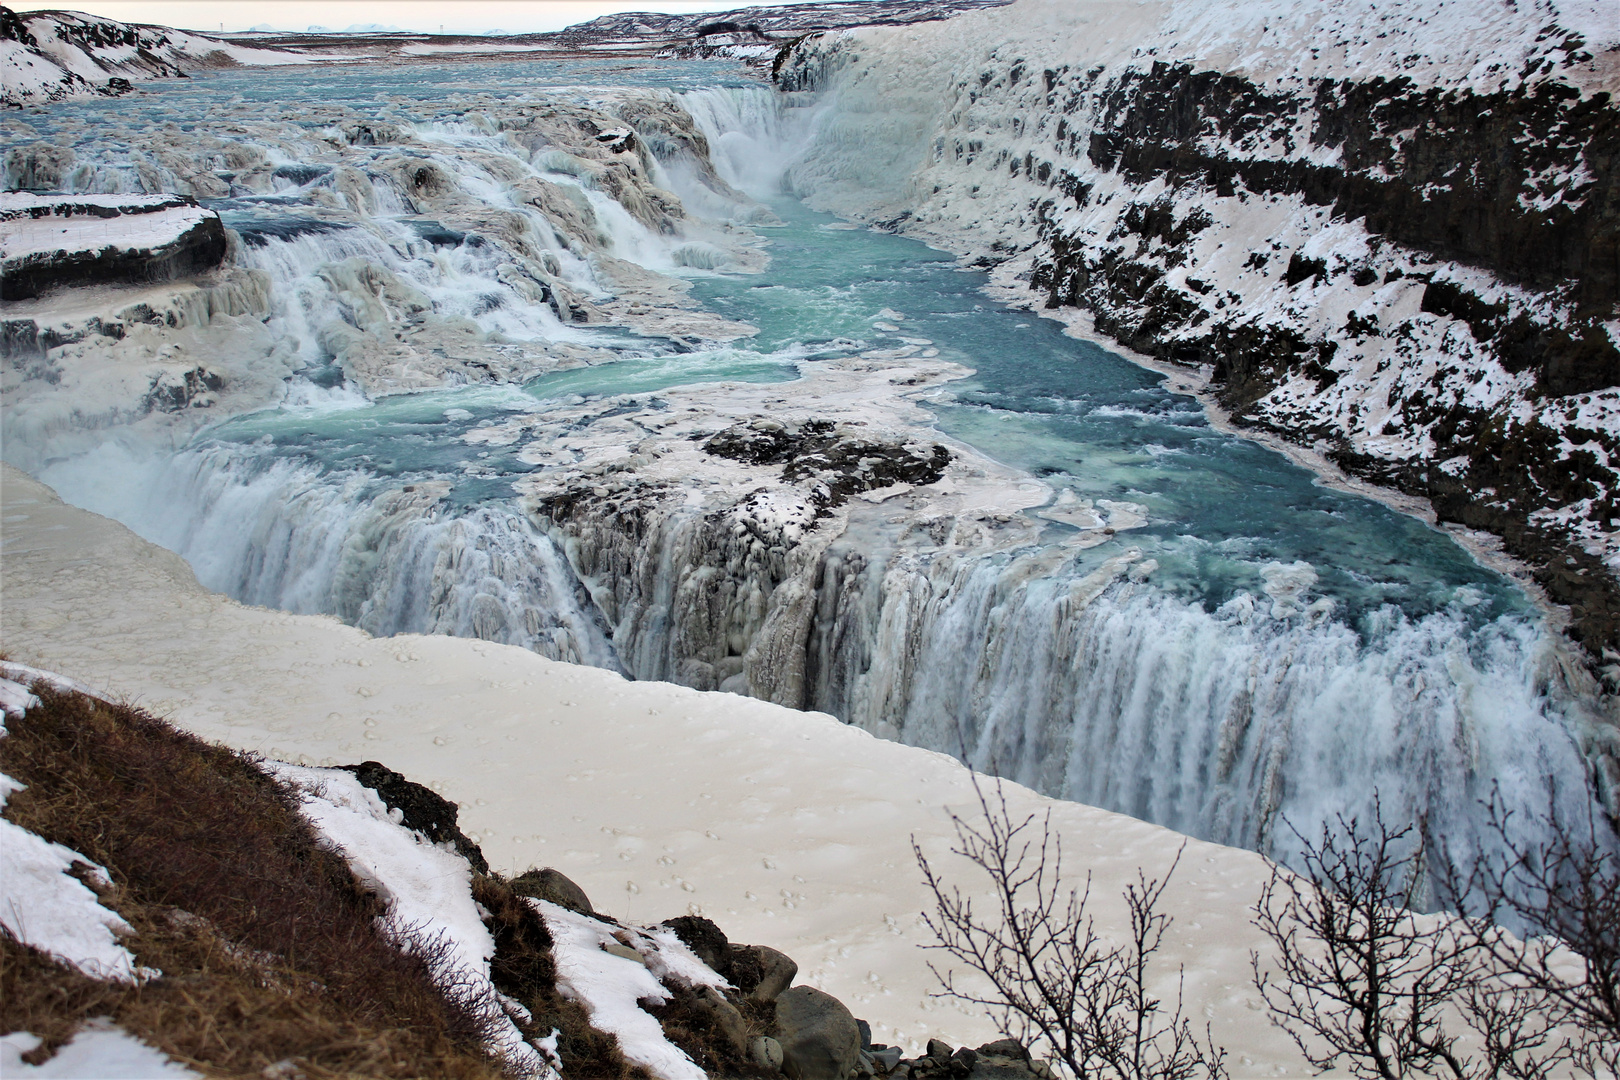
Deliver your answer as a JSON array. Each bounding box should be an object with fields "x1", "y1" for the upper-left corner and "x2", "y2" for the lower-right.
[
  {"x1": 0, "y1": 463, "x2": 1308, "y2": 1069},
  {"x1": 775, "y1": 0, "x2": 1620, "y2": 665}
]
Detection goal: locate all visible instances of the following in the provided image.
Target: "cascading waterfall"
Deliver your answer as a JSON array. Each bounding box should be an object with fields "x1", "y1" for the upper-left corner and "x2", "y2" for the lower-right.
[
  {"x1": 866, "y1": 552, "x2": 1600, "y2": 859},
  {"x1": 678, "y1": 86, "x2": 810, "y2": 198},
  {"x1": 13, "y1": 64, "x2": 1615, "y2": 883},
  {"x1": 40, "y1": 441, "x2": 621, "y2": 670}
]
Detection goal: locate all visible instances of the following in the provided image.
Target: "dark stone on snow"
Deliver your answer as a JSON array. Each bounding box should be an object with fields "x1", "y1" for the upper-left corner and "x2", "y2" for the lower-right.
[
  {"x1": 661, "y1": 914, "x2": 733, "y2": 974},
  {"x1": 701, "y1": 417, "x2": 951, "y2": 515},
  {"x1": 510, "y1": 867, "x2": 594, "y2": 914},
  {"x1": 338, "y1": 759, "x2": 489, "y2": 874}
]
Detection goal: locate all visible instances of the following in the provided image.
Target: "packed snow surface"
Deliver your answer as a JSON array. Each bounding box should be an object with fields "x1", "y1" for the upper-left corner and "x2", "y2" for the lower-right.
[
  {"x1": 533, "y1": 899, "x2": 709, "y2": 1080},
  {"x1": 0, "y1": 464, "x2": 1313, "y2": 1069},
  {"x1": 0, "y1": 1022, "x2": 200, "y2": 1079},
  {"x1": 0, "y1": 194, "x2": 216, "y2": 262}
]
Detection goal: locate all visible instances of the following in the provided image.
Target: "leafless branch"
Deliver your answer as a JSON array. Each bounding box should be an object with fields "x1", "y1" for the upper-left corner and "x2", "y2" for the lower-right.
[{"x1": 914, "y1": 774, "x2": 1226, "y2": 1080}]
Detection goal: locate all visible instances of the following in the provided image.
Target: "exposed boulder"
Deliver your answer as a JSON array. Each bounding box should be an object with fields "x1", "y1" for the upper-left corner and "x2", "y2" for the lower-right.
[
  {"x1": 1, "y1": 194, "x2": 227, "y2": 300},
  {"x1": 509, "y1": 866, "x2": 594, "y2": 915},
  {"x1": 773, "y1": 985, "x2": 862, "y2": 1080},
  {"x1": 692, "y1": 985, "x2": 749, "y2": 1054},
  {"x1": 337, "y1": 759, "x2": 489, "y2": 874},
  {"x1": 737, "y1": 943, "x2": 798, "y2": 1002},
  {"x1": 750, "y1": 1034, "x2": 786, "y2": 1070},
  {"x1": 660, "y1": 915, "x2": 800, "y2": 1001},
  {"x1": 890, "y1": 1039, "x2": 1048, "y2": 1080}
]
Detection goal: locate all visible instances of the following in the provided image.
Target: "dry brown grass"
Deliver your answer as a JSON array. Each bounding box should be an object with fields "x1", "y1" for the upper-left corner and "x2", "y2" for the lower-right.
[
  {"x1": 0, "y1": 683, "x2": 508, "y2": 1079},
  {"x1": 472, "y1": 875, "x2": 648, "y2": 1080}
]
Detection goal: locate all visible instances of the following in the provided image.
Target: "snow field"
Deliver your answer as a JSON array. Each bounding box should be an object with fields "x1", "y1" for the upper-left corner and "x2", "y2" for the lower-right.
[{"x1": 0, "y1": 464, "x2": 1314, "y2": 1071}]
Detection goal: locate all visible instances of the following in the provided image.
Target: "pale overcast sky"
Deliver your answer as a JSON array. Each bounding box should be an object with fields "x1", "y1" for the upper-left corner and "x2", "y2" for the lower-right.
[{"x1": 8, "y1": 1, "x2": 814, "y2": 34}]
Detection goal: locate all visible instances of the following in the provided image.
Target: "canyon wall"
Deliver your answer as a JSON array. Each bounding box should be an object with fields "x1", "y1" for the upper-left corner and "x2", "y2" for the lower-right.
[{"x1": 777, "y1": 0, "x2": 1620, "y2": 661}]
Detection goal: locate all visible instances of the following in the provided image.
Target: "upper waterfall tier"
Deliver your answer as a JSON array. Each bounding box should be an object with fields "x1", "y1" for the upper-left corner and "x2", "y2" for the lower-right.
[{"x1": 774, "y1": 0, "x2": 1620, "y2": 663}]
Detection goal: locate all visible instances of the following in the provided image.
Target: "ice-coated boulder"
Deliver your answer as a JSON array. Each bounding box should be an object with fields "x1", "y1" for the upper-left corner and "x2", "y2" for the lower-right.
[{"x1": 1, "y1": 193, "x2": 227, "y2": 300}]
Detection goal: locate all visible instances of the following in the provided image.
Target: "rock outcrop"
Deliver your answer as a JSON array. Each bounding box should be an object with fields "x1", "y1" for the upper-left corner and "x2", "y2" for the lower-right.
[
  {"x1": 339, "y1": 758, "x2": 491, "y2": 874},
  {"x1": 774, "y1": 986, "x2": 863, "y2": 1080},
  {"x1": 0, "y1": 9, "x2": 302, "y2": 107},
  {"x1": 1, "y1": 194, "x2": 228, "y2": 301}
]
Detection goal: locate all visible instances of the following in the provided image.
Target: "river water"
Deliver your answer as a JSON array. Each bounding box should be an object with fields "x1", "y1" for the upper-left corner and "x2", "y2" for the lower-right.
[{"x1": 10, "y1": 54, "x2": 1612, "y2": 876}]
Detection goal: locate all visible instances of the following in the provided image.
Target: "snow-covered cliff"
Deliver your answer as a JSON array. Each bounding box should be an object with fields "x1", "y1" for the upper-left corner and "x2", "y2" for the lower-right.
[
  {"x1": 777, "y1": 0, "x2": 1620, "y2": 660},
  {"x1": 0, "y1": 7, "x2": 306, "y2": 107}
]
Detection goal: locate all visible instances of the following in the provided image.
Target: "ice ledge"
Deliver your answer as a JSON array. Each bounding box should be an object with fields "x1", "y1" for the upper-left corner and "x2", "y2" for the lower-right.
[{"x1": 1, "y1": 193, "x2": 227, "y2": 300}]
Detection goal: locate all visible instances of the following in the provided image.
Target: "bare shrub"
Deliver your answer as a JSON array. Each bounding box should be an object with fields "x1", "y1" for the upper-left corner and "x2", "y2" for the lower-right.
[
  {"x1": 1251, "y1": 800, "x2": 1494, "y2": 1078},
  {"x1": 1436, "y1": 789, "x2": 1620, "y2": 1077},
  {"x1": 1252, "y1": 792, "x2": 1618, "y2": 1079},
  {"x1": 913, "y1": 776, "x2": 1227, "y2": 1080}
]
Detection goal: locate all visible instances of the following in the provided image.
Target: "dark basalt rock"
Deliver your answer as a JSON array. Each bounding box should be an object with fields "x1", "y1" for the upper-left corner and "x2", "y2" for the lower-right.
[
  {"x1": 338, "y1": 759, "x2": 489, "y2": 874},
  {"x1": 1018, "y1": 54, "x2": 1620, "y2": 667},
  {"x1": 701, "y1": 418, "x2": 951, "y2": 514},
  {"x1": 1, "y1": 196, "x2": 228, "y2": 301}
]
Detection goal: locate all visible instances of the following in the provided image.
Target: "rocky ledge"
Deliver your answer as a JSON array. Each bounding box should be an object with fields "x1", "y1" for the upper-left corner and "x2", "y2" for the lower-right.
[
  {"x1": 1, "y1": 193, "x2": 228, "y2": 300},
  {"x1": 376, "y1": 751, "x2": 1054, "y2": 1080}
]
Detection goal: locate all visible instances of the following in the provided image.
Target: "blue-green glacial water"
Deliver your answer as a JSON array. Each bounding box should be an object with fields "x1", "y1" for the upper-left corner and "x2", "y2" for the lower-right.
[{"x1": 13, "y1": 56, "x2": 1609, "y2": 875}]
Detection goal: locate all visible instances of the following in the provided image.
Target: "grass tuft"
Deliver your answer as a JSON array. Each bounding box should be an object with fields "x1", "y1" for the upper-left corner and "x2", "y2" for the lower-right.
[{"x1": 0, "y1": 683, "x2": 507, "y2": 1078}]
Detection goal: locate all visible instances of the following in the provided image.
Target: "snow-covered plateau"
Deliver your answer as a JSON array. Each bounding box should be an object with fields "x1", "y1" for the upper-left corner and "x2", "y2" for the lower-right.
[
  {"x1": 775, "y1": 0, "x2": 1620, "y2": 661},
  {"x1": 0, "y1": 7, "x2": 311, "y2": 107}
]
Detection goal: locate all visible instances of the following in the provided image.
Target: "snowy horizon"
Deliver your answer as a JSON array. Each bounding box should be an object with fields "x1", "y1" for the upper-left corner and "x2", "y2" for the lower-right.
[{"x1": 4, "y1": 0, "x2": 839, "y2": 36}]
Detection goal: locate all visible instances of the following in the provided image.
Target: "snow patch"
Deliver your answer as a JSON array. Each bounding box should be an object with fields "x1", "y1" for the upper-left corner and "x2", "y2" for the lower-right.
[
  {"x1": 0, "y1": 1021, "x2": 199, "y2": 1078},
  {"x1": 267, "y1": 763, "x2": 556, "y2": 1078}
]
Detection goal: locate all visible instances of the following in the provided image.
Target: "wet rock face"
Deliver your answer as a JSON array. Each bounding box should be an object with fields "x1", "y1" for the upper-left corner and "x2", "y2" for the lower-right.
[
  {"x1": 702, "y1": 419, "x2": 951, "y2": 513},
  {"x1": 144, "y1": 364, "x2": 223, "y2": 411}
]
